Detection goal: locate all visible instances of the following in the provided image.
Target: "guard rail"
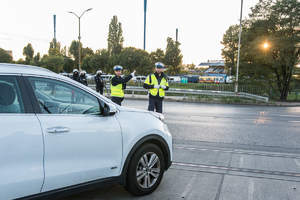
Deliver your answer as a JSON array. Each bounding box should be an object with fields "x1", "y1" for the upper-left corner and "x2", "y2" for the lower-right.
[{"x1": 89, "y1": 85, "x2": 269, "y2": 103}]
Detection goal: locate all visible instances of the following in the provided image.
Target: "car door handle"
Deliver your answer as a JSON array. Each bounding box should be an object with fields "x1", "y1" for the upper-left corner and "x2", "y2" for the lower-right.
[{"x1": 46, "y1": 126, "x2": 70, "y2": 133}]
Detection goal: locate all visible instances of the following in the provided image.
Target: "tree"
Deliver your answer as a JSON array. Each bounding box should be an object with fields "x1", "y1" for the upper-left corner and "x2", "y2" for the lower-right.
[
  {"x1": 221, "y1": 0, "x2": 300, "y2": 100},
  {"x1": 48, "y1": 38, "x2": 62, "y2": 57},
  {"x1": 150, "y1": 48, "x2": 165, "y2": 63},
  {"x1": 164, "y1": 37, "x2": 183, "y2": 75},
  {"x1": 221, "y1": 25, "x2": 240, "y2": 76},
  {"x1": 118, "y1": 47, "x2": 153, "y2": 75},
  {"x1": 0, "y1": 48, "x2": 13, "y2": 63},
  {"x1": 107, "y1": 15, "x2": 124, "y2": 55},
  {"x1": 89, "y1": 49, "x2": 110, "y2": 74},
  {"x1": 82, "y1": 47, "x2": 94, "y2": 58},
  {"x1": 107, "y1": 54, "x2": 121, "y2": 74},
  {"x1": 23, "y1": 43, "x2": 34, "y2": 64},
  {"x1": 241, "y1": 0, "x2": 300, "y2": 100},
  {"x1": 63, "y1": 56, "x2": 76, "y2": 73},
  {"x1": 41, "y1": 55, "x2": 64, "y2": 73},
  {"x1": 81, "y1": 56, "x2": 93, "y2": 73},
  {"x1": 33, "y1": 52, "x2": 41, "y2": 66},
  {"x1": 69, "y1": 40, "x2": 82, "y2": 67}
]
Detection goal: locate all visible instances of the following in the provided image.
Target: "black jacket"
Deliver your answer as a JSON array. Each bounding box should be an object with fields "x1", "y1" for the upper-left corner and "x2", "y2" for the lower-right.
[
  {"x1": 94, "y1": 75, "x2": 104, "y2": 87},
  {"x1": 111, "y1": 74, "x2": 133, "y2": 90},
  {"x1": 78, "y1": 75, "x2": 88, "y2": 86}
]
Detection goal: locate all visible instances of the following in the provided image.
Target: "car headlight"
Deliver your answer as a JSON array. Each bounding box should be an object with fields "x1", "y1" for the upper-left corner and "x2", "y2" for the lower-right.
[{"x1": 150, "y1": 111, "x2": 165, "y2": 122}]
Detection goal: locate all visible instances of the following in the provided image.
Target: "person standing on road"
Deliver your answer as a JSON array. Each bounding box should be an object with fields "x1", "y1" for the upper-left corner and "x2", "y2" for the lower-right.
[
  {"x1": 94, "y1": 70, "x2": 105, "y2": 95},
  {"x1": 78, "y1": 70, "x2": 88, "y2": 86},
  {"x1": 143, "y1": 62, "x2": 169, "y2": 113},
  {"x1": 110, "y1": 65, "x2": 135, "y2": 106},
  {"x1": 72, "y1": 69, "x2": 80, "y2": 82}
]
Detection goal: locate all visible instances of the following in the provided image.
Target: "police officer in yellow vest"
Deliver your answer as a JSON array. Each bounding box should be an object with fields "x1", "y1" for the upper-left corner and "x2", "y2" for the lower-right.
[
  {"x1": 110, "y1": 65, "x2": 135, "y2": 106},
  {"x1": 143, "y1": 62, "x2": 169, "y2": 113}
]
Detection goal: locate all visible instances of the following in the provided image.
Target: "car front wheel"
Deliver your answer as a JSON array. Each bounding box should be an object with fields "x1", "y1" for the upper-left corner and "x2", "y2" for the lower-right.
[{"x1": 125, "y1": 143, "x2": 165, "y2": 196}]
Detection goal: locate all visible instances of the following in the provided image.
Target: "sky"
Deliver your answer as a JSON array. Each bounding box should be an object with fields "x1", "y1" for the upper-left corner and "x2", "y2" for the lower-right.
[{"x1": 0, "y1": 0, "x2": 260, "y2": 66}]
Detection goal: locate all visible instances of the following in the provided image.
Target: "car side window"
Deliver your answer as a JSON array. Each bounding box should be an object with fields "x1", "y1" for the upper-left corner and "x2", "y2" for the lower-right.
[
  {"x1": 0, "y1": 76, "x2": 25, "y2": 113},
  {"x1": 28, "y1": 77, "x2": 103, "y2": 115}
]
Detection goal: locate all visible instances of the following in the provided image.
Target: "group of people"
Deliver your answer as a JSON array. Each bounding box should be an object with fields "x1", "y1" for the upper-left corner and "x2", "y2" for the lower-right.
[
  {"x1": 71, "y1": 62, "x2": 169, "y2": 113},
  {"x1": 71, "y1": 69, "x2": 88, "y2": 86},
  {"x1": 109, "y1": 62, "x2": 169, "y2": 113}
]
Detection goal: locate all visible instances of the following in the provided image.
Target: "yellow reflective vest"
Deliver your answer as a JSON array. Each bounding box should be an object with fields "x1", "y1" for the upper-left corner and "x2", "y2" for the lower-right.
[
  {"x1": 110, "y1": 75, "x2": 124, "y2": 97},
  {"x1": 144, "y1": 74, "x2": 169, "y2": 97}
]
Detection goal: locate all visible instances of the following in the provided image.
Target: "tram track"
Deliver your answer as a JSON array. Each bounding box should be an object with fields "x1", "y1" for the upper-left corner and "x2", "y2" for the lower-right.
[{"x1": 171, "y1": 146, "x2": 300, "y2": 181}]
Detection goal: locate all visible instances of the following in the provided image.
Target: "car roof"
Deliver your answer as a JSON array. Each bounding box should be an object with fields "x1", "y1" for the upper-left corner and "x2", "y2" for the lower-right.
[{"x1": 0, "y1": 63, "x2": 55, "y2": 76}]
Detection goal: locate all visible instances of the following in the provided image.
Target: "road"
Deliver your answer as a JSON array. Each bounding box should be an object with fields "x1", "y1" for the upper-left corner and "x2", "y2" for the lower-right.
[{"x1": 60, "y1": 100, "x2": 300, "y2": 200}]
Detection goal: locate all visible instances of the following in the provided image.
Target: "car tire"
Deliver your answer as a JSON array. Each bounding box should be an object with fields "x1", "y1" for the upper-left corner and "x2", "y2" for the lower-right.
[{"x1": 125, "y1": 143, "x2": 165, "y2": 196}]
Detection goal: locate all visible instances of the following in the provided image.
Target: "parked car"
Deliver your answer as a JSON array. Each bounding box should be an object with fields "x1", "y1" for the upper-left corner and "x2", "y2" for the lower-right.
[
  {"x1": 0, "y1": 63, "x2": 172, "y2": 200},
  {"x1": 167, "y1": 76, "x2": 181, "y2": 83}
]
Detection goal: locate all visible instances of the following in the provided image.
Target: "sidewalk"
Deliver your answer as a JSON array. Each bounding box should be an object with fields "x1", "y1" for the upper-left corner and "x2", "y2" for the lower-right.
[{"x1": 102, "y1": 93, "x2": 300, "y2": 107}]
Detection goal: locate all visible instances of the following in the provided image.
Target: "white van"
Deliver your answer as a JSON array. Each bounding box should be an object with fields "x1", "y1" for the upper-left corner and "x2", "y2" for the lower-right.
[
  {"x1": 168, "y1": 76, "x2": 181, "y2": 83},
  {"x1": 132, "y1": 76, "x2": 147, "y2": 83}
]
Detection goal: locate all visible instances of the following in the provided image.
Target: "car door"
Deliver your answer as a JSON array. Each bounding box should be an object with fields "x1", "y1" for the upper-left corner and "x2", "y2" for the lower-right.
[
  {"x1": 27, "y1": 77, "x2": 123, "y2": 192},
  {"x1": 0, "y1": 76, "x2": 44, "y2": 200}
]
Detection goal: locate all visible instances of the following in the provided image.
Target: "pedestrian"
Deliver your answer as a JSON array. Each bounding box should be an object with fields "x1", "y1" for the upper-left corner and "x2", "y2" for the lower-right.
[
  {"x1": 94, "y1": 70, "x2": 105, "y2": 95},
  {"x1": 78, "y1": 70, "x2": 88, "y2": 86},
  {"x1": 110, "y1": 65, "x2": 135, "y2": 106},
  {"x1": 143, "y1": 62, "x2": 169, "y2": 113},
  {"x1": 72, "y1": 69, "x2": 80, "y2": 82}
]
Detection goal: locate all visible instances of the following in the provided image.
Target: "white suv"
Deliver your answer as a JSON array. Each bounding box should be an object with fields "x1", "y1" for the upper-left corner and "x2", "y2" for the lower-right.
[{"x1": 0, "y1": 63, "x2": 172, "y2": 200}]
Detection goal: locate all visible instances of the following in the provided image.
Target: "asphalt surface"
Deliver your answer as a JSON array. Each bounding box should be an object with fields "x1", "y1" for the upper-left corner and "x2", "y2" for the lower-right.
[{"x1": 59, "y1": 97, "x2": 300, "y2": 200}]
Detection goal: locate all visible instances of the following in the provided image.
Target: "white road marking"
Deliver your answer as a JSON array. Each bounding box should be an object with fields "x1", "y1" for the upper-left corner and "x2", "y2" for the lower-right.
[
  {"x1": 239, "y1": 155, "x2": 244, "y2": 168},
  {"x1": 248, "y1": 179, "x2": 254, "y2": 200},
  {"x1": 295, "y1": 159, "x2": 300, "y2": 169}
]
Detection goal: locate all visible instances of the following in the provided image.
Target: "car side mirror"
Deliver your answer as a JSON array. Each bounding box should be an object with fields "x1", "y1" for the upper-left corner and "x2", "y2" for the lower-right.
[{"x1": 103, "y1": 103, "x2": 116, "y2": 116}]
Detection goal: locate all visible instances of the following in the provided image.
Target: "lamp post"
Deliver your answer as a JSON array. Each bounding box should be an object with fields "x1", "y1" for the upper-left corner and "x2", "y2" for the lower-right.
[
  {"x1": 143, "y1": 0, "x2": 147, "y2": 50},
  {"x1": 68, "y1": 8, "x2": 92, "y2": 72},
  {"x1": 235, "y1": 0, "x2": 243, "y2": 93}
]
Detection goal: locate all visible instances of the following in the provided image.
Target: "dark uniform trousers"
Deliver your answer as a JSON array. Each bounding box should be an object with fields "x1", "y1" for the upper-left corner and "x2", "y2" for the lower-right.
[{"x1": 148, "y1": 98, "x2": 163, "y2": 113}]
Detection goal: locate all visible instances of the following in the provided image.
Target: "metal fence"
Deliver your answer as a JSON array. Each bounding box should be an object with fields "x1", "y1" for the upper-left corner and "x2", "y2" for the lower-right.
[
  {"x1": 88, "y1": 83, "x2": 269, "y2": 103},
  {"x1": 87, "y1": 79, "x2": 300, "y2": 101}
]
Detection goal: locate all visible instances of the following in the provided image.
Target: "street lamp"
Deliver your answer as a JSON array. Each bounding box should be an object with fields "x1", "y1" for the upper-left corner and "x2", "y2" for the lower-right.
[
  {"x1": 235, "y1": 0, "x2": 243, "y2": 93},
  {"x1": 143, "y1": 0, "x2": 147, "y2": 50},
  {"x1": 68, "y1": 8, "x2": 92, "y2": 72}
]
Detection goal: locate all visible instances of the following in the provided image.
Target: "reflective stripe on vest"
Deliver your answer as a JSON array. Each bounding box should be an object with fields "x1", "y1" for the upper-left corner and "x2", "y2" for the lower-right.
[
  {"x1": 110, "y1": 75, "x2": 124, "y2": 97},
  {"x1": 145, "y1": 74, "x2": 168, "y2": 97}
]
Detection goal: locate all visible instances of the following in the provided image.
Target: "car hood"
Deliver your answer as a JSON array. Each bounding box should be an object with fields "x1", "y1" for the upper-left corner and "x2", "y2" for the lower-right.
[{"x1": 119, "y1": 106, "x2": 149, "y2": 113}]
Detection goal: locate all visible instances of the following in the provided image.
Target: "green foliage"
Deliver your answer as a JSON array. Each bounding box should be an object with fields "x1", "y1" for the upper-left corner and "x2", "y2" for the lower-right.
[
  {"x1": 0, "y1": 48, "x2": 13, "y2": 63},
  {"x1": 82, "y1": 47, "x2": 94, "y2": 58},
  {"x1": 89, "y1": 49, "x2": 110, "y2": 74},
  {"x1": 41, "y1": 55, "x2": 64, "y2": 73},
  {"x1": 116, "y1": 47, "x2": 153, "y2": 75},
  {"x1": 33, "y1": 52, "x2": 41, "y2": 66},
  {"x1": 107, "y1": 15, "x2": 124, "y2": 55},
  {"x1": 164, "y1": 37, "x2": 183, "y2": 75},
  {"x1": 149, "y1": 48, "x2": 165, "y2": 63},
  {"x1": 221, "y1": 0, "x2": 300, "y2": 100},
  {"x1": 221, "y1": 25, "x2": 240, "y2": 75},
  {"x1": 48, "y1": 38, "x2": 62, "y2": 56},
  {"x1": 69, "y1": 40, "x2": 81, "y2": 64},
  {"x1": 23, "y1": 43, "x2": 34, "y2": 59},
  {"x1": 138, "y1": 56, "x2": 153, "y2": 75},
  {"x1": 22, "y1": 43, "x2": 34, "y2": 64},
  {"x1": 107, "y1": 54, "x2": 121, "y2": 74},
  {"x1": 63, "y1": 56, "x2": 76, "y2": 73},
  {"x1": 81, "y1": 56, "x2": 93, "y2": 73}
]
